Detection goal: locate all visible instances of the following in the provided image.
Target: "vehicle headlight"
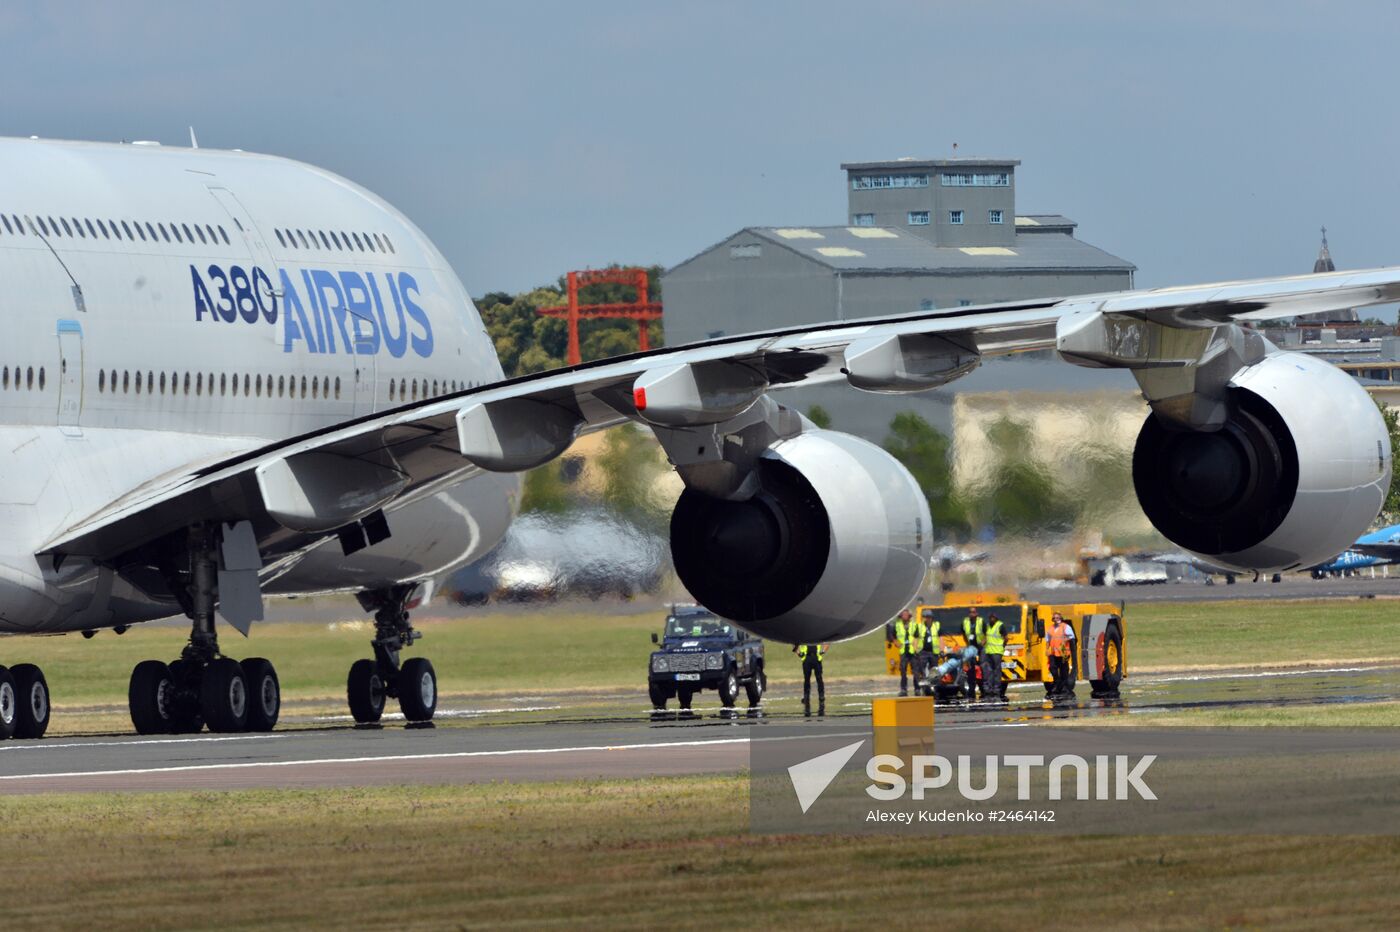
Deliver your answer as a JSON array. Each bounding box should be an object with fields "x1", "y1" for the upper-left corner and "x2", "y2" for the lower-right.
[
  {"x1": 704, "y1": 653, "x2": 724, "y2": 670},
  {"x1": 652, "y1": 656, "x2": 669, "y2": 673}
]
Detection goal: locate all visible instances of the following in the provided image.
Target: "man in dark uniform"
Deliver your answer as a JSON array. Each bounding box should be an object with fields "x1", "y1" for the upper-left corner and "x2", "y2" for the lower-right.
[{"x1": 795, "y1": 643, "x2": 828, "y2": 717}]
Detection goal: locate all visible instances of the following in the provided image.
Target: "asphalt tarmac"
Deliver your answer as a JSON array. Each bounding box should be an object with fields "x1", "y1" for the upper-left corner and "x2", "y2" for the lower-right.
[
  {"x1": 1022, "y1": 574, "x2": 1400, "y2": 603},
  {"x1": 5, "y1": 661, "x2": 1399, "y2": 795}
]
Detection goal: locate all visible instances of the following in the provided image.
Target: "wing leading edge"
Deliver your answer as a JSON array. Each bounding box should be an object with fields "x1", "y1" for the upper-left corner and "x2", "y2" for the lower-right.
[{"x1": 44, "y1": 265, "x2": 1400, "y2": 568}]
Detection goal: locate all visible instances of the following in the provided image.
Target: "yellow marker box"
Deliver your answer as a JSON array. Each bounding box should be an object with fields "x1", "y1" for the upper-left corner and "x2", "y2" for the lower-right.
[{"x1": 871, "y1": 696, "x2": 934, "y2": 762}]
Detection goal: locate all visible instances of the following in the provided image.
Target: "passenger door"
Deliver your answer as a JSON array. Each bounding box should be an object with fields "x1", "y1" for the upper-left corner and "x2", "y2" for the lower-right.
[
  {"x1": 349, "y1": 305, "x2": 377, "y2": 416},
  {"x1": 206, "y1": 186, "x2": 283, "y2": 334},
  {"x1": 57, "y1": 319, "x2": 83, "y2": 435}
]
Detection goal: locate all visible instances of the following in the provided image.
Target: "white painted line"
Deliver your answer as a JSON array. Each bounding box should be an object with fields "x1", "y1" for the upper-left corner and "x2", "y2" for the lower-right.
[
  {"x1": 0, "y1": 731, "x2": 872, "y2": 782},
  {"x1": 314, "y1": 705, "x2": 563, "y2": 723},
  {"x1": 0, "y1": 734, "x2": 288, "y2": 753},
  {"x1": 1144, "y1": 666, "x2": 1367, "y2": 684}
]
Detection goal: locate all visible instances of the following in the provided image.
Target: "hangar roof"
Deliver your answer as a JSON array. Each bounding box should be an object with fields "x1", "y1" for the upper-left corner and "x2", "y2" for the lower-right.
[
  {"x1": 728, "y1": 225, "x2": 1136, "y2": 275},
  {"x1": 839, "y1": 157, "x2": 1022, "y2": 171}
]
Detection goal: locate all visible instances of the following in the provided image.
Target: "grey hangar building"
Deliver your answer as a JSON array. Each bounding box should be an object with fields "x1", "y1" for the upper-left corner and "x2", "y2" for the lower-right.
[{"x1": 660, "y1": 158, "x2": 1140, "y2": 441}]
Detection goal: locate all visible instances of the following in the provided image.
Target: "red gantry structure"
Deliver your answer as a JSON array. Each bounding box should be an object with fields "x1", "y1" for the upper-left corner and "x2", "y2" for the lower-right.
[{"x1": 537, "y1": 268, "x2": 663, "y2": 366}]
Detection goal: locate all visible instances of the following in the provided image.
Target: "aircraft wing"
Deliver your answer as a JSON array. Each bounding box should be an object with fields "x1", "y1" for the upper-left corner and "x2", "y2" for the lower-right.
[
  {"x1": 1346, "y1": 543, "x2": 1400, "y2": 562},
  {"x1": 43, "y1": 265, "x2": 1400, "y2": 569}
]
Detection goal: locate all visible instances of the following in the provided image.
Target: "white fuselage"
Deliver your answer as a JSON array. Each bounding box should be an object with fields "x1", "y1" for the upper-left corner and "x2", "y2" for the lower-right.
[{"x1": 0, "y1": 137, "x2": 519, "y2": 633}]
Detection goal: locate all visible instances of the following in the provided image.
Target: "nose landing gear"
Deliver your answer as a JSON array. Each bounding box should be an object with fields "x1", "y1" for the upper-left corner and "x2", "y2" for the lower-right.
[{"x1": 346, "y1": 586, "x2": 438, "y2": 727}]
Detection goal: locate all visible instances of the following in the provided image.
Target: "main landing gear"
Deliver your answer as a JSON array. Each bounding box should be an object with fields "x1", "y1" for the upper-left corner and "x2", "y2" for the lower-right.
[
  {"x1": 127, "y1": 525, "x2": 281, "y2": 735},
  {"x1": 0, "y1": 662, "x2": 52, "y2": 740},
  {"x1": 346, "y1": 585, "x2": 438, "y2": 727}
]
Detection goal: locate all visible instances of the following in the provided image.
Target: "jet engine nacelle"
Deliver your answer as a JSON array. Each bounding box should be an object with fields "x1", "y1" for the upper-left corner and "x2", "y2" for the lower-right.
[
  {"x1": 670, "y1": 429, "x2": 932, "y2": 644},
  {"x1": 1133, "y1": 352, "x2": 1391, "y2": 572}
]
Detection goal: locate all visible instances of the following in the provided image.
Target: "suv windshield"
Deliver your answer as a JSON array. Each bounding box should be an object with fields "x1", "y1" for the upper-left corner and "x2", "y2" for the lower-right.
[
  {"x1": 921, "y1": 605, "x2": 1023, "y2": 637},
  {"x1": 665, "y1": 614, "x2": 734, "y2": 639}
]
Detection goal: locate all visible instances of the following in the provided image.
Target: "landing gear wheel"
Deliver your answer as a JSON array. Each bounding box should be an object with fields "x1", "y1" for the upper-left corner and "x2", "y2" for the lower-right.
[
  {"x1": 200, "y1": 657, "x2": 249, "y2": 733},
  {"x1": 649, "y1": 682, "x2": 670, "y2": 710},
  {"x1": 398, "y1": 657, "x2": 437, "y2": 722},
  {"x1": 10, "y1": 664, "x2": 49, "y2": 739},
  {"x1": 718, "y1": 669, "x2": 740, "y2": 708},
  {"x1": 166, "y1": 659, "x2": 204, "y2": 734},
  {"x1": 129, "y1": 660, "x2": 176, "y2": 735},
  {"x1": 0, "y1": 666, "x2": 16, "y2": 740},
  {"x1": 744, "y1": 666, "x2": 766, "y2": 707},
  {"x1": 347, "y1": 659, "x2": 386, "y2": 724},
  {"x1": 240, "y1": 658, "x2": 280, "y2": 732}
]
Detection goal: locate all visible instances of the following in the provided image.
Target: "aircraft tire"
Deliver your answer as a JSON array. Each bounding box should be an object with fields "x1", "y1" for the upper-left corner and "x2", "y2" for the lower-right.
[
  {"x1": 200, "y1": 658, "x2": 249, "y2": 733},
  {"x1": 347, "y1": 659, "x2": 386, "y2": 724},
  {"x1": 11, "y1": 663, "x2": 49, "y2": 739},
  {"x1": 129, "y1": 660, "x2": 176, "y2": 735},
  {"x1": 166, "y1": 660, "x2": 205, "y2": 734},
  {"x1": 398, "y1": 657, "x2": 437, "y2": 722},
  {"x1": 241, "y1": 658, "x2": 280, "y2": 732},
  {"x1": 0, "y1": 666, "x2": 15, "y2": 740}
]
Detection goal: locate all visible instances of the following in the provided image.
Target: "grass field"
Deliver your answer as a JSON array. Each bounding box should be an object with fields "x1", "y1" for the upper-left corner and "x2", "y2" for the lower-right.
[
  {"x1": 4, "y1": 777, "x2": 1399, "y2": 930},
  {"x1": 8, "y1": 596, "x2": 1400, "y2": 711},
  {"x1": 8, "y1": 598, "x2": 1400, "y2": 926}
]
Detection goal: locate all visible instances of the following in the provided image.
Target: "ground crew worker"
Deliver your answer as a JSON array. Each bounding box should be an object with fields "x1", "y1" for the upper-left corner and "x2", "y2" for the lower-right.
[
  {"x1": 891, "y1": 609, "x2": 925, "y2": 696},
  {"x1": 962, "y1": 607, "x2": 985, "y2": 699},
  {"x1": 1047, "y1": 612, "x2": 1076, "y2": 698},
  {"x1": 982, "y1": 612, "x2": 1006, "y2": 701},
  {"x1": 794, "y1": 643, "x2": 828, "y2": 716}
]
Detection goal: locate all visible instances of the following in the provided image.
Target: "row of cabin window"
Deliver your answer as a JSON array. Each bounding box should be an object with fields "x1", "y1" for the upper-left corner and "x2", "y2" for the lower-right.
[
  {"x1": 0, "y1": 213, "x2": 401, "y2": 261},
  {"x1": 1, "y1": 366, "x2": 45, "y2": 390},
  {"x1": 388, "y1": 378, "x2": 468, "y2": 402},
  {"x1": 0, "y1": 213, "x2": 231, "y2": 247},
  {"x1": 274, "y1": 227, "x2": 396, "y2": 255},
  {"x1": 94, "y1": 369, "x2": 468, "y2": 403},
  {"x1": 98, "y1": 369, "x2": 342, "y2": 400}
]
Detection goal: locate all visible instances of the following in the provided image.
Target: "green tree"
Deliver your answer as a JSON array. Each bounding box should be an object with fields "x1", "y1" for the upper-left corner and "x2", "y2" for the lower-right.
[
  {"x1": 595, "y1": 424, "x2": 672, "y2": 532},
  {"x1": 581, "y1": 325, "x2": 637, "y2": 362},
  {"x1": 807, "y1": 405, "x2": 832, "y2": 429},
  {"x1": 1377, "y1": 397, "x2": 1400, "y2": 519},
  {"x1": 515, "y1": 345, "x2": 562, "y2": 375},
  {"x1": 882, "y1": 412, "x2": 968, "y2": 538},
  {"x1": 475, "y1": 266, "x2": 663, "y2": 377},
  {"x1": 967, "y1": 416, "x2": 1077, "y2": 536},
  {"x1": 520, "y1": 461, "x2": 573, "y2": 514}
]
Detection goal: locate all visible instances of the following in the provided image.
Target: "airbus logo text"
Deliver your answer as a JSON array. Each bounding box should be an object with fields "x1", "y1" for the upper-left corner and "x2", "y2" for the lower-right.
[{"x1": 190, "y1": 264, "x2": 435, "y2": 358}]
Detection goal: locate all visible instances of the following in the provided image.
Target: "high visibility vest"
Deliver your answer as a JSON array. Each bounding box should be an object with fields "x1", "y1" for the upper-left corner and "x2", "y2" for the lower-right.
[
  {"x1": 984, "y1": 619, "x2": 1005, "y2": 654},
  {"x1": 893, "y1": 619, "x2": 925, "y2": 653},
  {"x1": 1047, "y1": 622, "x2": 1072, "y2": 659},
  {"x1": 798, "y1": 644, "x2": 826, "y2": 662},
  {"x1": 963, "y1": 616, "x2": 985, "y2": 645}
]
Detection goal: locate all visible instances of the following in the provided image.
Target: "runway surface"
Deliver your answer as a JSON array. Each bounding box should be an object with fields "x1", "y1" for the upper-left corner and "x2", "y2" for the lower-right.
[
  {"x1": 5, "y1": 661, "x2": 1399, "y2": 794},
  {"x1": 1021, "y1": 575, "x2": 1400, "y2": 603}
]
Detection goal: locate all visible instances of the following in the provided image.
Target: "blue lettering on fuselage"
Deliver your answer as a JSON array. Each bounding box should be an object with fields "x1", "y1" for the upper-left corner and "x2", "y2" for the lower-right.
[{"x1": 191, "y1": 264, "x2": 435, "y2": 359}]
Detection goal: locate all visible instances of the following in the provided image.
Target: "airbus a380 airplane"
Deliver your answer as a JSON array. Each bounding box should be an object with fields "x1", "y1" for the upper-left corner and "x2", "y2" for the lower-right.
[{"x1": 0, "y1": 135, "x2": 1392, "y2": 740}]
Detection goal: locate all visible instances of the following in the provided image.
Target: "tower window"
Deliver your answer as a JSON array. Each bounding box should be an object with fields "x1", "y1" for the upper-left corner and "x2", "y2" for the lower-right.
[
  {"x1": 907, "y1": 211, "x2": 929, "y2": 226},
  {"x1": 989, "y1": 209, "x2": 1003, "y2": 224},
  {"x1": 949, "y1": 210, "x2": 964, "y2": 225}
]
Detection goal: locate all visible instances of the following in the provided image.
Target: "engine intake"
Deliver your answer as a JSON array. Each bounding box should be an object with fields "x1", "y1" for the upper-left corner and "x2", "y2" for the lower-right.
[
  {"x1": 1133, "y1": 352, "x2": 1390, "y2": 571},
  {"x1": 670, "y1": 430, "x2": 931, "y2": 643}
]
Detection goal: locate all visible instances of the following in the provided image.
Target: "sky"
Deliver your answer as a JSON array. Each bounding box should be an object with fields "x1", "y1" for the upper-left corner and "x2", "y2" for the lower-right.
[{"x1": 3, "y1": 0, "x2": 1398, "y2": 303}]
